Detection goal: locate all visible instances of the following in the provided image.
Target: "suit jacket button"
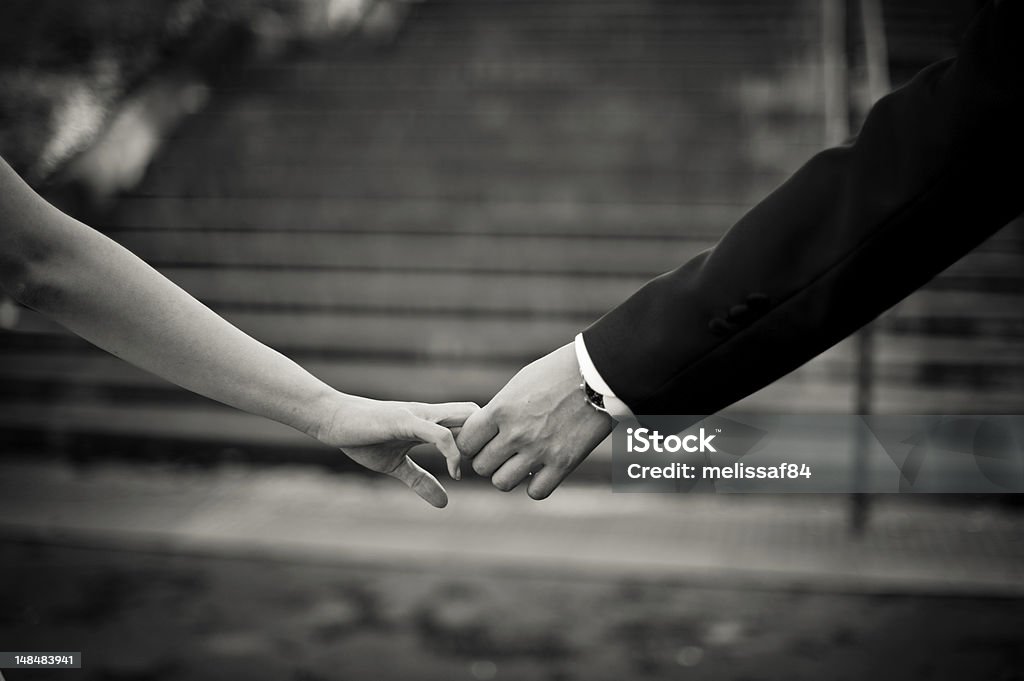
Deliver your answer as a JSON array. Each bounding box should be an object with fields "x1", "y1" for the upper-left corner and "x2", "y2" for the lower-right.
[
  {"x1": 746, "y1": 293, "x2": 770, "y2": 311},
  {"x1": 728, "y1": 303, "x2": 752, "y2": 323},
  {"x1": 708, "y1": 317, "x2": 733, "y2": 335}
]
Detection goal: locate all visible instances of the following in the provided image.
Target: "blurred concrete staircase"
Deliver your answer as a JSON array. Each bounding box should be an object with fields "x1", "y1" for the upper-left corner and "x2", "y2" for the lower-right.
[{"x1": 0, "y1": 0, "x2": 1021, "y2": 458}]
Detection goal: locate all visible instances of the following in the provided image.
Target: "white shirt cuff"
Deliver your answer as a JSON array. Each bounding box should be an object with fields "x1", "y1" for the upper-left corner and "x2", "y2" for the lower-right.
[{"x1": 574, "y1": 333, "x2": 636, "y2": 421}]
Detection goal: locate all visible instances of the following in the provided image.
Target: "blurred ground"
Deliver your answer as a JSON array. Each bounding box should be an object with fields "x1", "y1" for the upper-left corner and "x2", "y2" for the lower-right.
[
  {"x1": 0, "y1": 461, "x2": 1023, "y2": 680},
  {"x1": 2, "y1": 541, "x2": 1023, "y2": 681}
]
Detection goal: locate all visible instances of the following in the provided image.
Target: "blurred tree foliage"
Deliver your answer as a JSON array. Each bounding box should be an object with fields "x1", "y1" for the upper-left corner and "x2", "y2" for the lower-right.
[
  {"x1": 0, "y1": 0, "x2": 369, "y2": 180},
  {"x1": 0, "y1": 0, "x2": 213, "y2": 178}
]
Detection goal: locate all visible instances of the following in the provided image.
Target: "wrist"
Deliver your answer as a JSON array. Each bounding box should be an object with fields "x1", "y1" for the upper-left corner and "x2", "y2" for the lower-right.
[
  {"x1": 307, "y1": 389, "x2": 361, "y2": 444},
  {"x1": 555, "y1": 343, "x2": 614, "y2": 431},
  {"x1": 574, "y1": 332, "x2": 635, "y2": 421}
]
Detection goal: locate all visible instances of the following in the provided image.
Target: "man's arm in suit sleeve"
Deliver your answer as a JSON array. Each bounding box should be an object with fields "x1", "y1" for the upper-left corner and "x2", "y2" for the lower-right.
[
  {"x1": 583, "y1": 0, "x2": 1024, "y2": 416},
  {"x1": 455, "y1": 1, "x2": 1022, "y2": 500}
]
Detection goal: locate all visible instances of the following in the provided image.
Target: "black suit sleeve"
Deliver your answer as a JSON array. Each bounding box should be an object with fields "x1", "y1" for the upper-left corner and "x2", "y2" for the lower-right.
[{"x1": 582, "y1": 1, "x2": 1024, "y2": 416}]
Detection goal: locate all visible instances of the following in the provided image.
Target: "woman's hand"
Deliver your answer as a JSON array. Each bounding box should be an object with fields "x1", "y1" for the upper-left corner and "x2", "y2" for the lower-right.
[{"x1": 314, "y1": 395, "x2": 479, "y2": 508}]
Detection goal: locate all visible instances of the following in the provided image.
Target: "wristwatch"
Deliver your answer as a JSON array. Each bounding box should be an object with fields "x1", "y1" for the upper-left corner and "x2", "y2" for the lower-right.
[{"x1": 581, "y1": 375, "x2": 610, "y2": 414}]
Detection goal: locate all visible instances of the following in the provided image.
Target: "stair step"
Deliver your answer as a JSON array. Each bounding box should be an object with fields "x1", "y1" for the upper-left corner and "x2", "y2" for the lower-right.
[
  {"x1": 105, "y1": 200, "x2": 1024, "y2": 252},
  {"x1": 366, "y1": 32, "x2": 819, "y2": 54},
  {"x1": 397, "y1": 27, "x2": 817, "y2": 47},
  {"x1": 153, "y1": 133, "x2": 823, "y2": 176},
  {"x1": 213, "y1": 80, "x2": 824, "y2": 98},
  {"x1": 375, "y1": 31, "x2": 818, "y2": 51},
  {"x1": 140, "y1": 267, "x2": 646, "y2": 315},
  {"x1": 104, "y1": 230, "x2": 1024, "y2": 284},
  {"x1": 107, "y1": 230, "x2": 714, "y2": 275},
  {"x1": 153, "y1": 136, "x2": 818, "y2": 171},
  {"x1": 107, "y1": 197, "x2": 751, "y2": 237},
  {"x1": 229, "y1": 62, "x2": 825, "y2": 91},
  {"x1": 6, "y1": 313, "x2": 1022, "y2": 368},
  {"x1": 403, "y1": 12, "x2": 817, "y2": 34},
  {"x1": 187, "y1": 104, "x2": 824, "y2": 128},
  {"x1": 165, "y1": 99, "x2": 827, "y2": 150},
  {"x1": 200, "y1": 87, "x2": 822, "y2": 116},
  {"x1": 135, "y1": 164, "x2": 792, "y2": 205},
  {"x1": 0, "y1": 352, "x2": 515, "y2": 405},
  {"x1": 0, "y1": 401, "x2": 316, "y2": 447},
  {"x1": 2, "y1": 313, "x2": 581, "y2": 361}
]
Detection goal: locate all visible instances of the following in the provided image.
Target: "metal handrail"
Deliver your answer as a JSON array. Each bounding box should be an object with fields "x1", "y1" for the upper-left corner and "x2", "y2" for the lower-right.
[{"x1": 849, "y1": 0, "x2": 891, "y2": 533}]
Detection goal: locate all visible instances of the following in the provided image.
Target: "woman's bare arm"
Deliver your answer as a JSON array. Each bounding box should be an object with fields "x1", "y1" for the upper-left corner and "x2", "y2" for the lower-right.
[{"x1": 0, "y1": 157, "x2": 472, "y2": 507}]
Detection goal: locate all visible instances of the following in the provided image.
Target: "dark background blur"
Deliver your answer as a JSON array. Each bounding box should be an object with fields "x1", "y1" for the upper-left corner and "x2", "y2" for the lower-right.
[{"x1": 0, "y1": 1, "x2": 1022, "y2": 679}]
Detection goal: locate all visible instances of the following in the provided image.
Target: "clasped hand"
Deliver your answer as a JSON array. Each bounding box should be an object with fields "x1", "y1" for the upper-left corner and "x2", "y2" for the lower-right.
[
  {"x1": 331, "y1": 344, "x2": 613, "y2": 507},
  {"x1": 457, "y1": 343, "x2": 614, "y2": 500},
  {"x1": 316, "y1": 395, "x2": 477, "y2": 508}
]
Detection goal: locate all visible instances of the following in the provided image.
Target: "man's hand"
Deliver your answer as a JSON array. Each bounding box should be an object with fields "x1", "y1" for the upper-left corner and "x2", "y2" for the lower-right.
[{"x1": 457, "y1": 343, "x2": 615, "y2": 499}]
